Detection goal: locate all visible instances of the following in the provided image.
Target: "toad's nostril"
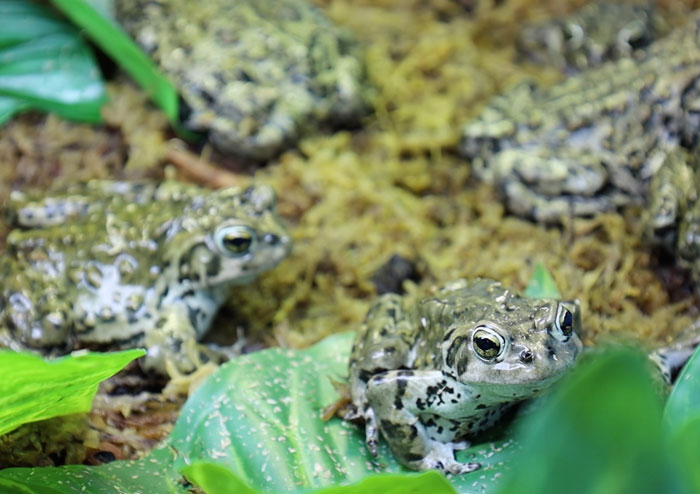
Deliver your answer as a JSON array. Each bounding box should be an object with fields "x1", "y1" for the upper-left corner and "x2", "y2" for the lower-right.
[
  {"x1": 262, "y1": 233, "x2": 280, "y2": 245},
  {"x1": 519, "y1": 349, "x2": 534, "y2": 363}
]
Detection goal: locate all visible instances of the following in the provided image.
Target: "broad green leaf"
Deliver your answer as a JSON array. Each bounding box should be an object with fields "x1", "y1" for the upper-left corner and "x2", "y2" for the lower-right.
[
  {"x1": 498, "y1": 348, "x2": 671, "y2": 494},
  {"x1": 0, "y1": 446, "x2": 187, "y2": 494},
  {"x1": 663, "y1": 341, "x2": 700, "y2": 428},
  {"x1": 523, "y1": 262, "x2": 561, "y2": 299},
  {"x1": 0, "y1": 0, "x2": 106, "y2": 124},
  {"x1": 50, "y1": 0, "x2": 180, "y2": 126},
  {"x1": 0, "y1": 349, "x2": 144, "y2": 436},
  {"x1": 663, "y1": 342, "x2": 700, "y2": 492},
  {"x1": 667, "y1": 416, "x2": 700, "y2": 493},
  {"x1": 0, "y1": 0, "x2": 72, "y2": 44},
  {"x1": 0, "y1": 95, "x2": 28, "y2": 123},
  {"x1": 308, "y1": 471, "x2": 455, "y2": 494},
  {"x1": 182, "y1": 461, "x2": 457, "y2": 494},
  {"x1": 182, "y1": 462, "x2": 258, "y2": 494}
]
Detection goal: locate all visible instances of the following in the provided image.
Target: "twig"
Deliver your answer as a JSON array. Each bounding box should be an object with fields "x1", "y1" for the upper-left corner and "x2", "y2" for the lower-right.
[{"x1": 165, "y1": 139, "x2": 244, "y2": 188}]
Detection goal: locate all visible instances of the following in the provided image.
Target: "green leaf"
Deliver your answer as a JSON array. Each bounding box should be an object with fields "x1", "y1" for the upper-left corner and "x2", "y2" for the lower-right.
[
  {"x1": 0, "y1": 349, "x2": 144, "y2": 436},
  {"x1": 0, "y1": 94, "x2": 29, "y2": 123},
  {"x1": 49, "y1": 0, "x2": 181, "y2": 127},
  {"x1": 182, "y1": 461, "x2": 457, "y2": 494},
  {"x1": 663, "y1": 343, "x2": 700, "y2": 492},
  {"x1": 0, "y1": 447, "x2": 187, "y2": 494},
  {"x1": 523, "y1": 262, "x2": 561, "y2": 299},
  {"x1": 0, "y1": 0, "x2": 106, "y2": 124},
  {"x1": 308, "y1": 471, "x2": 456, "y2": 494},
  {"x1": 498, "y1": 348, "x2": 671, "y2": 494},
  {"x1": 663, "y1": 341, "x2": 700, "y2": 428},
  {"x1": 667, "y1": 416, "x2": 700, "y2": 493},
  {"x1": 182, "y1": 461, "x2": 258, "y2": 494}
]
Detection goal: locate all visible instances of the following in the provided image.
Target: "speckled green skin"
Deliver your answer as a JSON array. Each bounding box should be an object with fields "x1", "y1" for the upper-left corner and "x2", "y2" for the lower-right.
[
  {"x1": 517, "y1": 1, "x2": 657, "y2": 73},
  {"x1": 116, "y1": 0, "x2": 368, "y2": 160},
  {"x1": 348, "y1": 278, "x2": 582, "y2": 474},
  {"x1": 0, "y1": 181, "x2": 291, "y2": 373},
  {"x1": 461, "y1": 12, "x2": 700, "y2": 223}
]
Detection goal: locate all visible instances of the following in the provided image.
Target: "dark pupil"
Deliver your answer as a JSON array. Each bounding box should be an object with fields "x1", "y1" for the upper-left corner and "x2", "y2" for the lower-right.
[
  {"x1": 561, "y1": 310, "x2": 573, "y2": 335},
  {"x1": 475, "y1": 336, "x2": 499, "y2": 357},
  {"x1": 223, "y1": 233, "x2": 252, "y2": 254}
]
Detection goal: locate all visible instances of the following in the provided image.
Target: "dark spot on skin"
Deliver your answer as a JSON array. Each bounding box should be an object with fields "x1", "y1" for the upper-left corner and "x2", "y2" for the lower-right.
[
  {"x1": 394, "y1": 396, "x2": 404, "y2": 410},
  {"x1": 370, "y1": 375, "x2": 385, "y2": 386},
  {"x1": 397, "y1": 370, "x2": 414, "y2": 377},
  {"x1": 416, "y1": 398, "x2": 426, "y2": 411},
  {"x1": 385, "y1": 346, "x2": 396, "y2": 354},
  {"x1": 187, "y1": 306, "x2": 200, "y2": 328},
  {"x1": 380, "y1": 328, "x2": 389, "y2": 337},
  {"x1": 437, "y1": 426, "x2": 443, "y2": 434},
  {"x1": 403, "y1": 453, "x2": 425, "y2": 462},
  {"x1": 396, "y1": 375, "x2": 408, "y2": 398},
  {"x1": 380, "y1": 420, "x2": 418, "y2": 441},
  {"x1": 457, "y1": 357, "x2": 468, "y2": 376},
  {"x1": 386, "y1": 308, "x2": 396, "y2": 318},
  {"x1": 476, "y1": 403, "x2": 487, "y2": 410},
  {"x1": 169, "y1": 338, "x2": 183, "y2": 352},
  {"x1": 358, "y1": 370, "x2": 373, "y2": 383}
]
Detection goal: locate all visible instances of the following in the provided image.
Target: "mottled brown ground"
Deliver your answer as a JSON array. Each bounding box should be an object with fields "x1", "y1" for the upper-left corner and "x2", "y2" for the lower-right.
[{"x1": 1, "y1": 0, "x2": 699, "y2": 465}]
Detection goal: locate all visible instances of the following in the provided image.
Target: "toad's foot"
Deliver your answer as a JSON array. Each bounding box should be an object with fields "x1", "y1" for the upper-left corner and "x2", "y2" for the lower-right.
[{"x1": 411, "y1": 442, "x2": 481, "y2": 475}]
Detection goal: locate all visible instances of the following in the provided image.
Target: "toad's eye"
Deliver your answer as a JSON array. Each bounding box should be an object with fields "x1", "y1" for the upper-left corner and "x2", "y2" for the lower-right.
[
  {"x1": 552, "y1": 303, "x2": 576, "y2": 341},
  {"x1": 214, "y1": 225, "x2": 256, "y2": 257},
  {"x1": 472, "y1": 327, "x2": 505, "y2": 361}
]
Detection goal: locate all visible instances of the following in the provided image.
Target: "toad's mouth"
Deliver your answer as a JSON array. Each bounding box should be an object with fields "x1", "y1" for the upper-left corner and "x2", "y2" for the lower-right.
[{"x1": 486, "y1": 371, "x2": 569, "y2": 399}]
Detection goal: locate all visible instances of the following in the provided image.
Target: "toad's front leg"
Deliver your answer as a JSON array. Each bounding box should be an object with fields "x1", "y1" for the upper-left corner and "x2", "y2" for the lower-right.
[
  {"x1": 143, "y1": 304, "x2": 202, "y2": 375},
  {"x1": 365, "y1": 369, "x2": 480, "y2": 475}
]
